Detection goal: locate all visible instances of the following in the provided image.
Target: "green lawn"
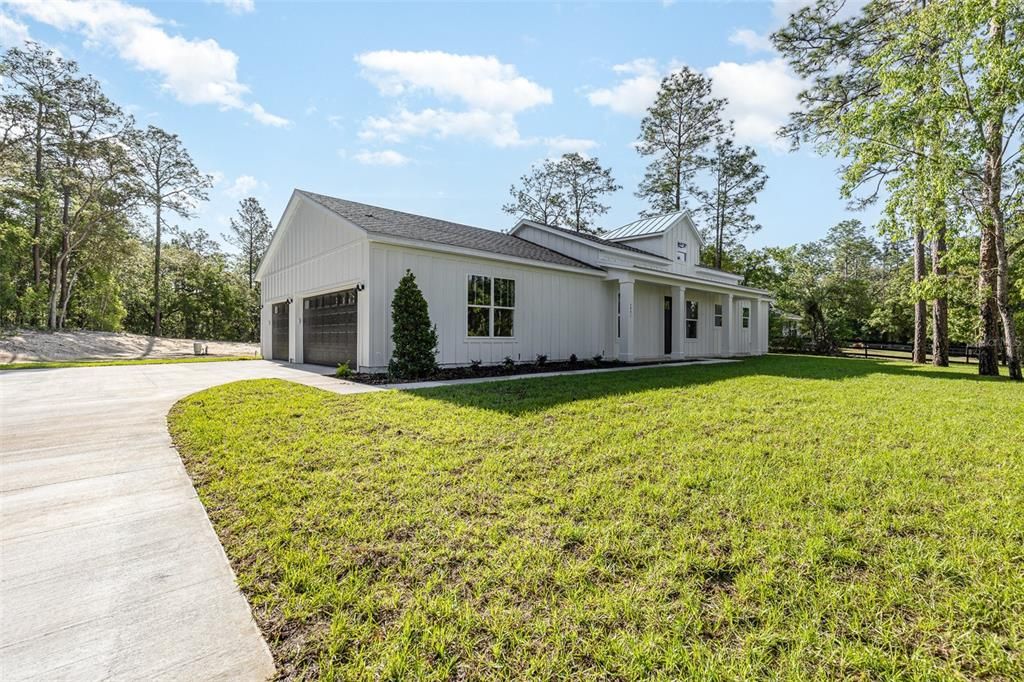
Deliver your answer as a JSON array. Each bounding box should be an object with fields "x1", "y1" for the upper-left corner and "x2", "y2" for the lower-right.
[
  {"x1": 0, "y1": 355, "x2": 258, "y2": 371},
  {"x1": 169, "y1": 355, "x2": 1024, "y2": 680}
]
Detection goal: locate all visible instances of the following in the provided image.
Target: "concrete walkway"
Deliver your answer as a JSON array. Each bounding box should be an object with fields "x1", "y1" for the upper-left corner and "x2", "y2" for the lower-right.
[{"x1": 0, "y1": 360, "x2": 376, "y2": 681}]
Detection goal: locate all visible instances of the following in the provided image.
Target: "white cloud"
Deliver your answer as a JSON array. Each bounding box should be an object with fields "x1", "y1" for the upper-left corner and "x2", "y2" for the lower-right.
[
  {"x1": 353, "y1": 149, "x2": 410, "y2": 166},
  {"x1": 707, "y1": 58, "x2": 803, "y2": 150},
  {"x1": 207, "y1": 0, "x2": 254, "y2": 14},
  {"x1": 543, "y1": 136, "x2": 598, "y2": 156},
  {"x1": 587, "y1": 56, "x2": 801, "y2": 150},
  {"x1": 355, "y1": 50, "x2": 551, "y2": 147},
  {"x1": 729, "y1": 28, "x2": 774, "y2": 53},
  {"x1": 0, "y1": 13, "x2": 30, "y2": 47},
  {"x1": 224, "y1": 174, "x2": 266, "y2": 199},
  {"x1": 245, "y1": 103, "x2": 289, "y2": 127},
  {"x1": 6, "y1": 0, "x2": 287, "y2": 127},
  {"x1": 586, "y1": 58, "x2": 664, "y2": 116},
  {"x1": 360, "y1": 108, "x2": 525, "y2": 147}
]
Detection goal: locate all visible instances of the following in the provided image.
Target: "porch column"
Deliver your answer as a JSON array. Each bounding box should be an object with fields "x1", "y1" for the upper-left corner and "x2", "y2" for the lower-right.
[
  {"x1": 672, "y1": 285, "x2": 686, "y2": 359},
  {"x1": 618, "y1": 277, "x2": 636, "y2": 362},
  {"x1": 722, "y1": 293, "x2": 734, "y2": 356},
  {"x1": 750, "y1": 299, "x2": 762, "y2": 354}
]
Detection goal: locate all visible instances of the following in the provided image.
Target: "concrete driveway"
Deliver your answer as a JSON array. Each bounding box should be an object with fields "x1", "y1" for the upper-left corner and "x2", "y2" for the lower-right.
[{"x1": 0, "y1": 360, "x2": 376, "y2": 681}]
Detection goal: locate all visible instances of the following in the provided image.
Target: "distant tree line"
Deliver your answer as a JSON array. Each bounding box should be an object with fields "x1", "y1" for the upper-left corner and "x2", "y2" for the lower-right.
[{"x1": 0, "y1": 42, "x2": 272, "y2": 341}]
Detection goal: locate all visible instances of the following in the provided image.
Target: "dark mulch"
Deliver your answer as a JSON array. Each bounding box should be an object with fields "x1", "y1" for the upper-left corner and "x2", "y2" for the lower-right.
[{"x1": 345, "y1": 357, "x2": 705, "y2": 385}]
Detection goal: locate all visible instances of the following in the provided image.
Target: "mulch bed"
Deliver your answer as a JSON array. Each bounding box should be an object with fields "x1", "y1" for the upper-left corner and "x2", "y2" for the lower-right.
[{"x1": 345, "y1": 357, "x2": 704, "y2": 385}]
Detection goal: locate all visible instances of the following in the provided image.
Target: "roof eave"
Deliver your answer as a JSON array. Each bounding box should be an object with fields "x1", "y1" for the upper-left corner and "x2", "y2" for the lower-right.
[
  {"x1": 513, "y1": 219, "x2": 671, "y2": 263},
  {"x1": 366, "y1": 233, "x2": 606, "y2": 276}
]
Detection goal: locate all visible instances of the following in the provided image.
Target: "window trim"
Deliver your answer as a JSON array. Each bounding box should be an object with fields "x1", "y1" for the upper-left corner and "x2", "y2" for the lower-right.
[
  {"x1": 742, "y1": 306, "x2": 750, "y2": 329},
  {"x1": 685, "y1": 300, "x2": 699, "y2": 340},
  {"x1": 466, "y1": 274, "x2": 516, "y2": 340},
  {"x1": 714, "y1": 303, "x2": 723, "y2": 328}
]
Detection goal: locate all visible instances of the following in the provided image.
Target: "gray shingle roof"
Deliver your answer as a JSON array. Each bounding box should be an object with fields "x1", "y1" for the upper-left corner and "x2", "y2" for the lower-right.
[
  {"x1": 297, "y1": 190, "x2": 600, "y2": 271},
  {"x1": 534, "y1": 222, "x2": 669, "y2": 260}
]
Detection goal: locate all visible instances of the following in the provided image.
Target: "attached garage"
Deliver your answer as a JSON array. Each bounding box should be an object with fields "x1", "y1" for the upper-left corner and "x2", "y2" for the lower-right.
[
  {"x1": 271, "y1": 301, "x2": 289, "y2": 361},
  {"x1": 302, "y1": 289, "x2": 358, "y2": 367}
]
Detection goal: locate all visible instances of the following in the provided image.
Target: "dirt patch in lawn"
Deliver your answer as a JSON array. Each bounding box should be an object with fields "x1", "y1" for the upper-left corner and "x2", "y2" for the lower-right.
[{"x1": 0, "y1": 328, "x2": 259, "y2": 363}]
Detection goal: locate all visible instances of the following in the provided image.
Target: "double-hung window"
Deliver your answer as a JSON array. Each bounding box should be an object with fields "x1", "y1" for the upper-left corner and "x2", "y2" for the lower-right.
[
  {"x1": 742, "y1": 306, "x2": 750, "y2": 329},
  {"x1": 685, "y1": 300, "x2": 699, "y2": 339},
  {"x1": 467, "y1": 275, "x2": 515, "y2": 337},
  {"x1": 714, "y1": 303, "x2": 723, "y2": 327}
]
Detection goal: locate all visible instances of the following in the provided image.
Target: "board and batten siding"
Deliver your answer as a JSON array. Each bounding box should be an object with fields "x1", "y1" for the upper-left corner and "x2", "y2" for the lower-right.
[
  {"x1": 512, "y1": 224, "x2": 604, "y2": 265},
  {"x1": 366, "y1": 243, "x2": 611, "y2": 371},
  {"x1": 259, "y1": 198, "x2": 370, "y2": 366}
]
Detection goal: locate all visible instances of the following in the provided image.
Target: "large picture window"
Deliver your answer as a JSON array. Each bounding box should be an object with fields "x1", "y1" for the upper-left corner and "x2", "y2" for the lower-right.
[
  {"x1": 467, "y1": 275, "x2": 515, "y2": 337},
  {"x1": 685, "y1": 300, "x2": 698, "y2": 339},
  {"x1": 742, "y1": 306, "x2": 750, "y2": 329}
]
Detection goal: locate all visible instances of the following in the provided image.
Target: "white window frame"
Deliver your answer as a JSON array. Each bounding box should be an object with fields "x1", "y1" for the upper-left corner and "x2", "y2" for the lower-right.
[
  {"x1": 742, "y1": 306, "x2": 750, "y2": 329},
  {"x1": 466, "y1": 274, "x2": 515, "y2": 339},
  {"x1": 714, "y1": 303, "x2": 723, "y2": 327},
  {"x1": 685, "y1": 300, "x2": 699, "y2": 340}
]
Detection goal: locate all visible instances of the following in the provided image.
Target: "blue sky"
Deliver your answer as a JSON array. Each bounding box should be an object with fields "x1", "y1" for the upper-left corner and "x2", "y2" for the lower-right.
[{"x1": 1, "y1": 0, "x2": 877, "y2": 250}]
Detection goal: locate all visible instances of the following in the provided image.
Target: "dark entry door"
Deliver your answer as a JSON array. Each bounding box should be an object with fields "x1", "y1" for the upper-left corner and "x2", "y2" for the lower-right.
[
  {"x1": 271, "y1": 301, "x2": 289, "y2": 361},
  {"x1": 302, "y1": 288, "x2": 358, "y2": 366},
  {"x1": 664, "y1": 296, "x2": 672, "y2": 355}
]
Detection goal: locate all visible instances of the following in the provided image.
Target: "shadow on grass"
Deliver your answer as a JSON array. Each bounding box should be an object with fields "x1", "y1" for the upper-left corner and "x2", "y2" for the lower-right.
[{"x1": 410, "y1": 354, "x2": 1014, "y2": 416}]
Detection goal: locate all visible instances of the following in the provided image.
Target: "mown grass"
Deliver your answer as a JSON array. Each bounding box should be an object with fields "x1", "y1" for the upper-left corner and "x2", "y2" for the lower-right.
[
  {"x1": 0, "y1": 355, "x2": 258, "y2": 371},
  {"x1": 168, "y1": 355, "x2": 1024, "y2": 680}
]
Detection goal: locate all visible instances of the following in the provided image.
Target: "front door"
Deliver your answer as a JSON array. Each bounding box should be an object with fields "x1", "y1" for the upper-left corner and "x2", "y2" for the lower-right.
[{"x1": 664, "y1": 296, "x2": 672, "y2": 355}]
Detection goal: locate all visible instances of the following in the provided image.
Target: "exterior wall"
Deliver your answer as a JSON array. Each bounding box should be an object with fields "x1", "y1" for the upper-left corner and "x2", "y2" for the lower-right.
[
  {"x1": 513, "y1": 224, "x2": 604, "y2": 264},
  {"x1": 366, "y1": 243, "x2": 611, "y2": 371},
  {"x1": 258, "y1": 197, "x2": 370, "y2": 366}
]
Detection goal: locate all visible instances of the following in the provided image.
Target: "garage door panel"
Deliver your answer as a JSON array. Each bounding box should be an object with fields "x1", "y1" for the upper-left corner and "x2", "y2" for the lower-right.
[
  {"x1": 271, "y1": 302, "x2": 289, "y2": 361},
  {"x1": 303, "y1": 289, "x2": 357, "y2": 366}
]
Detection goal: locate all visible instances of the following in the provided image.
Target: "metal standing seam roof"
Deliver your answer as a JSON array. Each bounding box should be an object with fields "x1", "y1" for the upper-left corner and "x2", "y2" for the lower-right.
[
  {"x1": 603, "y1": 210, "x2": 689, "y2": 241},
  {"x1": 528, "y1": 222, "x2": 669, "y2": 259},
  {"x1": 297, "y1": 190, "x2": 602, "y2": 271}
]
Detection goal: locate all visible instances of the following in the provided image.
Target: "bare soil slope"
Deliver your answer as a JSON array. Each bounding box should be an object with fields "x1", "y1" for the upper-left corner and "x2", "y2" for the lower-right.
[{"x1": 0, "y1": 329, "x2": 259, "y2": 363}]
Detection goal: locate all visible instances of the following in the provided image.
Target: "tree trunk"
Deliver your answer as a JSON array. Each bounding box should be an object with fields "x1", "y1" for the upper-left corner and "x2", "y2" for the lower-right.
[
  {"x1": 32, "y1": 102, "x2": 43, "y2": 288},
  {"x1": 47, "y1": 255, "x2": 62, "y2": 330},
  {"x1": 58, "y1": 190, "x2": 70, "y2": 329},
  {"x1": 931, "y1": 225, "x2": 948, "y2": 367},
  {"x1": 981, "y1": 10, "x2": 1021, "y2": 380},
  {"x1": 977, "y1": 227, "x2": 1000, "y2": 375},
  {"x1": 912, "y1": 226, "x2": 927, "y2": 363},
  {"x1": 153, "y1": 200, "x2": 162, "y2": 337}
]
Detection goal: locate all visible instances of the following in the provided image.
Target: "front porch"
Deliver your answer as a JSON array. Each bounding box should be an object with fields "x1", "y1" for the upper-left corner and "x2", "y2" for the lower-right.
[{"x1": 611, "y1": 271, "x2": 767, "y2": 362}]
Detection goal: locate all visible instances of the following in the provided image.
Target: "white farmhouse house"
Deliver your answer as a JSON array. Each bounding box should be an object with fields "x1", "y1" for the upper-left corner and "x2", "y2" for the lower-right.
[{"x1": 255, "y1": 190, "x2": 772, "y2": 372}]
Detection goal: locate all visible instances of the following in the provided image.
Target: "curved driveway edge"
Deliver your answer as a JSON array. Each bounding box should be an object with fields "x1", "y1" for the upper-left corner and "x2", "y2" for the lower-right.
[{"x1": 0, "y1": 361, "x2": 376, "y2": 681}]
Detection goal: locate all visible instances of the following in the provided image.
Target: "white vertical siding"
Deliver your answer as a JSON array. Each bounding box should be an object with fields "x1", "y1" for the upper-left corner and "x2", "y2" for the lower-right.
[
  {"x1": 258, "y1": 196, "x2": 370, "y2": 366},
  {"x1": 513, "y1": 224, "x2": 604, "y2": 264},
  {"x1": 366, "y1": 243, "x2": 611, "y2": 371}
]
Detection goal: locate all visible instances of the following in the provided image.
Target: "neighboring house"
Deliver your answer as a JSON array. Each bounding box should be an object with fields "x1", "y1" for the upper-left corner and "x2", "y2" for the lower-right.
[
  {"x1": 255, "y1": 189, "x2": 772, "y2": 372},
  {"x1": 772, "y1": 310, "x2": 804, "y2": 338}
]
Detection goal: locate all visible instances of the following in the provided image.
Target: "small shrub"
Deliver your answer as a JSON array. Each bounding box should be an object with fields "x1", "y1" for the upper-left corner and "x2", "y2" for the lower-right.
[
  {"x1": 388, "y1": 270, "x2": 438, "y2": 379},
  {"x1": 334, "y1": 362, "x2": 352, "y2": 379},
  {"x1": 470, "y1": 359, "x2": 482, "y2": 371},
  {"x1": 592, "y1": 354, "x2": 603, "y2": 364},
  {"x1": 503, "y1": 356, "x2": 516, "y2": 372},
  {"x1": 569, "y1": 353, "x2": 578, "y2": 365},
  {"x1": 535, "y1": 354, "x2": 548, "y2": 366}
]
